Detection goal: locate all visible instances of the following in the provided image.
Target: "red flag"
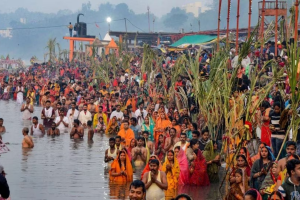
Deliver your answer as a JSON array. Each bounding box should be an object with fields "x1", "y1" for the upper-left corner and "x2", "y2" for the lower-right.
[{"x1": 95, "y1": 23, "x2": 99, "y2": 28}]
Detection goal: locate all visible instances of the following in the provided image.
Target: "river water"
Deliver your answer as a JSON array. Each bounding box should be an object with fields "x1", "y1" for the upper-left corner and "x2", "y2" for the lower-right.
[{"x1": 0, "y1": 100, "x2": 222, "y2": 200}]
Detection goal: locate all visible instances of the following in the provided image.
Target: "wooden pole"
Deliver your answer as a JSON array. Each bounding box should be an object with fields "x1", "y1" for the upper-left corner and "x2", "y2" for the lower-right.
[
  {"x1": 217, "y1": 0, "x2": 222, "y2": 51},
  {"x1": 248, "y1": 0, "x2": 252, "y2": 39},
  {"x1": 275, "y1": 0, "x2": 278, "y2": 56},
  {"x1": 236, "y1": 0, "x2": 240, "y2": 55},
  {"x1": 260, "y1": 0, "x2": 266, "y2": 55},
  {"x1": 295, "y1": 0, "x2": 299, "y2": 44},
  {"x1": 226, "y1": 0, "x2": 231, "y2": 47}
]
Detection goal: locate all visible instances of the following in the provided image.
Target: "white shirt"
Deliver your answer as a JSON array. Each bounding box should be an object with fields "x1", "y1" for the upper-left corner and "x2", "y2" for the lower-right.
[
  {"x1": 134, "y1": 109, "x2": 148, "y2": 125},
  {"x1": 78, "y1": 110, "x2": 92, "y2": 125},
  {"x1": 54, "y1": 116, "x2": 69, "y2": 133},
  {"x1": 110, "y1": 110, "x2": 124, "y2": 120},
  {"x1": 66, "y1": 109, "x2": 79, "y2": 120}
]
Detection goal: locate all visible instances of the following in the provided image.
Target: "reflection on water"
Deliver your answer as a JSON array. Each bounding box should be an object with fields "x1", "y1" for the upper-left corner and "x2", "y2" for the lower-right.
[{"x1": 0, "y1": 101, "x2": 222, "y2": 200}]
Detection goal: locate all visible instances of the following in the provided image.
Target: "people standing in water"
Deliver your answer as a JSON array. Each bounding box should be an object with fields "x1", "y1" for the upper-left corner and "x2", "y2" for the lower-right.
[
  {"x1": 87, "y1": 120, "x2": 94, "y2": 141},
  {"x1": 16, "y1": 81, "x2": 24, "y2": 104},
  {"x1": 47, "y1": 122, "x2": 60, "y2": 136},
  {"x1": 142, "y1": 159, "x2": 168, "y2": 200},
  {"x1": 54, "y1": 109, "x2": 69, "y2": 133},
  {"x1": 109, "y1": 150, "x2": 133, "y2": 183},
  {"x1": 31, "y1": 116, "x2": 45, "y2": 136},
  {"x1": 105, "y1": 137, "x2": 117, "y2": 169},
  {"x1": 70, "y1": 119, "x2": 84, "y2": 139},
  {"x1": 41, "y1": 100, "x2": 55, "y2": 129},
  {"x1": 0, "y1": 118, "x2": 6, "y2": 133},
  {"x1": 22, "y1": 127, "x2": 34, "y2": 148},
  {"x1": 21, "y1": 97, "x2": 34, "y2": 120},
  {"x1": 131, "y1": 137, "x2": 147, "y2": 169}
]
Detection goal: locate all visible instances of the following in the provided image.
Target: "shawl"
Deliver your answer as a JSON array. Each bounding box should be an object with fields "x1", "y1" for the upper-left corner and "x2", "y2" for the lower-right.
[
  {"x1": 189, "y1": 150, "x2": 210, "y2": 186},
  {"x1": 177, "y1": 148, "x2": 189, "y2": 185},
  {"x1": 162, "y1": 153, "x2": 180, "y2": 189}
]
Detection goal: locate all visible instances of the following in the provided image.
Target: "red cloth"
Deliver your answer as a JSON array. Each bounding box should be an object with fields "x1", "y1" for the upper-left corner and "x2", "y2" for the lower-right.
[
  {"x1": 261, "y1": 121, "x2": 271, "y2": 147},
  {"x1": 188, "y1": 150, "x2": 210, "y2": 186}
]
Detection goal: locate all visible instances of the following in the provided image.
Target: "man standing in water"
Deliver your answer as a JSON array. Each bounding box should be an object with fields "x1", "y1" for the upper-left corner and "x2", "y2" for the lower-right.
[
  {"x1": 47, "y1": 122, "x2": 60, "y2": 136},
  {"x1": 129, "y1": 180, "x2": 146, "y2": 200},
  {"x1": 142, "y1": 159, "x2": 168, "y2": 200},
  {"x1": 78, "y1": 104, "x2": 92, "y2": 128},
  {"x1": 41, "y1": 100, "x2": 55, "y2": 129},
  {"x1": 55, "y1": 109, "x2": 69, "y2": 133},
  {"x1": 16, "y1": 81, "x2": 24, "y2": 104},
  {"x1": 21, "y1": 97, "x2": 34, "y2": 120},
  {"x1": 0, "y1": 118, "x2": 6, "y2": 133},
  {"x1": 105, "y1": 137, "x2": 117, "y2": 168},
  {"x1": 31, "y1": 116, "x2": 45, "y2": 136},
  {"x1": 87, "y1": 120, "x2": 94, "y2": 141},
  {"x1": 70, "y1": 119, "x2": 84, "y2": 139},
  {"x1": 132, "y1": 137, "x2": 147, "y2": 168},
  {"x1": 67, "y1": 102, "x2": 79, "y2": 128},
  {"x1": 22, "y1": 127, "x2": 34, "y2": 148}
]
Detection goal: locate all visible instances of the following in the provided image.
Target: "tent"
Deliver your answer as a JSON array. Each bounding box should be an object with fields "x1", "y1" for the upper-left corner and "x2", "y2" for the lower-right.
[
  {"x1": 170, "y1": 35, "x2": 217, "y2": 48},
  {"x1": 105, "y1": 38, "x2": 118, "y2": 55},
  {"x1": 103, "y1": 33, "x2": 112, "y2": 41}
]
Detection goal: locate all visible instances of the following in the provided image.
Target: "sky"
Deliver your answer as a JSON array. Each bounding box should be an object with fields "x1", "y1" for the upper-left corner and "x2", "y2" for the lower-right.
[{"x1": 0, "y1": 0, "x2": 212, "y2": 17}]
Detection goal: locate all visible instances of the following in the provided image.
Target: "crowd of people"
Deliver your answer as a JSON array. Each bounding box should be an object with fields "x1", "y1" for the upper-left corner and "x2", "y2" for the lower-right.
[{"x1": 0, "y1": 39, "x2": 299, "y2": 200}]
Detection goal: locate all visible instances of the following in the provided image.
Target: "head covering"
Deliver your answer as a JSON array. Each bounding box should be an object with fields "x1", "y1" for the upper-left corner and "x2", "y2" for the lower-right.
[{"x1": 109, "y1": 150, "x2": 133, "y2": 182}]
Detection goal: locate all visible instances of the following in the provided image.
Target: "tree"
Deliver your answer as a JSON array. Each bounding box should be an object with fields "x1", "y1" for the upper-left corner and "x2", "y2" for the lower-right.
[{"x1": 45, "y1": 38, "x2": 56, "y2": 63}]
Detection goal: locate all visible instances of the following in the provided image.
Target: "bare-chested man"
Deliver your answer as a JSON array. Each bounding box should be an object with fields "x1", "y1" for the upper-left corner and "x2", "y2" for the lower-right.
[
  {"x1": 278, "y1": 141, "x2": 297, "y2": 172},
  {"x1": 22, "y1": 127, "x2": 34, "y2": 148},
  {"x1": 142, "y1": 131, "x2": 154, "y2": 154},
  {"x1": 164, "y1": 128, "x2": 179, "y2": 151},
  {"x1": 70, "y1": 119, "x2": 84, "y2": 139},
  {"x1": 132, "y1": 137, "x2": 147, "y2": 168},
  {"x1": 87, "y1": 120, "x2": 94, "y2": 141},
  {"x1": 47, "y1": 122, "x2": 60, "y2": 136},
  {"x1": 0, "y1": 118, "x2": 6, "y2": 133}
]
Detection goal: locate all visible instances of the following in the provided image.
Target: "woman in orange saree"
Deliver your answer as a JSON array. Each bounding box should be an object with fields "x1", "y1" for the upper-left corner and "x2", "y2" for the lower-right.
[
  {"x1": 154, "y1": 112, "x2": 171, "y2": 141},
  {"x1": 105, "y1": 116, "x2": 120, "y2": 135},
  {"x1": 109, "y1": 150, "x2": 133, "y2": 183}
]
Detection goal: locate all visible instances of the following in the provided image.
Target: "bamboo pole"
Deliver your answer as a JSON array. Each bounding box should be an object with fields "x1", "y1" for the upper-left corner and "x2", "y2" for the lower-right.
[
  {"x1": 248, "y1": 0, "x2": 252, "y2": 39},
  {"x1": 236, "y1": 0, "x2": 240, "y2": 55},
  {"x1": 226, "y1": 0, "x2": 231, "y2": 47},
  {"x1": 217, "y1": 0, "x2": 222, "y2": 51},
  {"x1": 275, "y1": 0, "x2": 278, "y2": 56},
  {"x1": 260, "y1": 0, "x2": 266, "y2": 55},
  {"x1": 295, "y1": 0, "x2": 299, "y2": 43}
]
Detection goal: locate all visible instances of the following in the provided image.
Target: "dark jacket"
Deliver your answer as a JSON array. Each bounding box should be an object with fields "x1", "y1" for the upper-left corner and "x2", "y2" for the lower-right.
[
  {"x1": 279, "y1": 178, "x2": 300, "y2": 200},
  {"x1": 0, "y1": 174, "x2": 10, "y2": 198}
]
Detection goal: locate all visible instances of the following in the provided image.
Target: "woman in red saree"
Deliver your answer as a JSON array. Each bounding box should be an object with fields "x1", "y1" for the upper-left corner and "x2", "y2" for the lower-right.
[
  {"x1": 109, "y1": 150, "x2": 133, "y2": 183},
  {"x1": 155, "y1": 134, "x2": 166, "y2": 162},
  {"x1": 260, "y1": 101, "x2": 271, "y2": 147},
  {"x1": 188, "y1": 148, "x2": 210, "y2": 186}
]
